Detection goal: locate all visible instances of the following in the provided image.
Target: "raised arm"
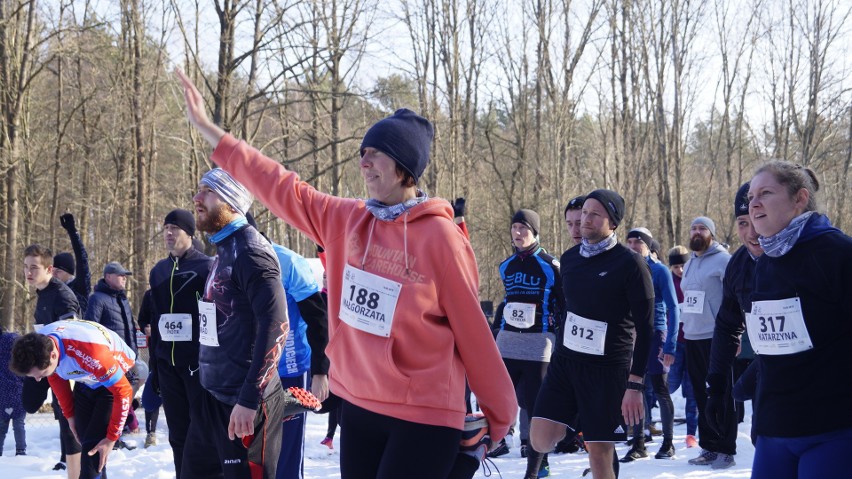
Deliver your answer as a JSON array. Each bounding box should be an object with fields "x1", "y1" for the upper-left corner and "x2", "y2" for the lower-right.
[
  {"x1": 176, "y1": 68, "x2": 226, "y2": 149},
  {"x1": 61, "y1": 213, "x2": 92, "y2": 300}
]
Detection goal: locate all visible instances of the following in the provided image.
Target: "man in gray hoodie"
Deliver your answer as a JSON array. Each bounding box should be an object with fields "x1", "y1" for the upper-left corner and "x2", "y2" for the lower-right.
[{"x1": 680, "y1": 216, "x2": 735, "y2": 469}]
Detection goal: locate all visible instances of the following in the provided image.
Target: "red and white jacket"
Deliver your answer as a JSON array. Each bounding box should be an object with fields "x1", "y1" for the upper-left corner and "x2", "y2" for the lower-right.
[{"x1": 41, "y1": 319, "x2": 136, "y2": 441}]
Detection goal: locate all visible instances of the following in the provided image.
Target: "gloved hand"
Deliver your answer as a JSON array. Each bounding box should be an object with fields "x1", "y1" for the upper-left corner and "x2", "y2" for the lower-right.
[
  {"x1": 60, "y1": 213, "x2": 76, "y2": 232},
  {"x1": 452, "y1": 197, "x2": 466, "y2": 218},
  {"x1": 704, "y1": 373, "x2": 728, "y2": 435}
]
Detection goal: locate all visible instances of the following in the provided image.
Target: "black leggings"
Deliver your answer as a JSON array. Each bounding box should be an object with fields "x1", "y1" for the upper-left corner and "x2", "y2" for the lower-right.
[
  {"x1": 502, "y1": 357, "x2": 549, "y2": 426},
  {"x1": 339, "y1": 400, "x2": 462, "y2": 479},
  {"x1": 74, "y1": 386, "x2": 114, "y2": 479}
]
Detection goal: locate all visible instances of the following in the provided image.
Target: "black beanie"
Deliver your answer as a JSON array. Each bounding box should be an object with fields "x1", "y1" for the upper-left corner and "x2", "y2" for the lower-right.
[
  {"x1": 586, "y1": 189, "x2": 625, "y2": 227},
  {"x1": 53, "y1": 252, "x2": 75, "y2": 275},
  {"x1": 626, "y1": 227, "x2": 654, "y2": 247},
  {"x1": 564, "y1": 195, "x2": 586, "y2": 216},
  {"x1": 669, "y1": 252, "x2": 689, "y2": 266},
  {"x1": 164, "y1": 209, "x2": 196, "y2": 237},
  {"x1": 511, "y1": 209, "x2": 540, "y2": 236},
  {"x1": 734, "y1": 182, "x2": 750, "y2": 217},
  {"x1": 360, "y1": 109, "x2": 434, "y2": 183}
]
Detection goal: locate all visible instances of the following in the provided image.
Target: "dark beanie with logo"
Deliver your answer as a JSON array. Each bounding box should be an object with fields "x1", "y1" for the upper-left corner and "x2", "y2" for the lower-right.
[
  {"x1": 360, "y1": 108, "x2": 434, "y2": 183},
  {"x1": 734, "y1": 182, "x2": 750, "y2": 217},
  {"x1": 511, "y1": 209, "x2": 541, "y2": 236},
  {"x1": 53, "y1": 252, "x2": 75, "y2": 275},
  {"x1": 626, "y1": 227, "x2": 654, "y2": 247},
  {"x1": 585, "y1": 189, "x2": 625, "y2": 228},
  {"x1": 164, "y1": 209, "x2": 196, "y2": 237}
]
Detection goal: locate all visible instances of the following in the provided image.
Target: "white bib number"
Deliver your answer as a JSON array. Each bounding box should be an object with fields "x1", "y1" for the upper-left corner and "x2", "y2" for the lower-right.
[
  {"x1": 197, "y1": 301, "x2": 219, "y2": 347},
  {"x1": 158, "y1": 314, "x2": 192, "y2": 342},
  {"x1": 682, "y1": 290, "x2": 705, "y2": 314},
  {"x1": 563, "y1": 312, "x2": 608, "y2": 355},
  {"x1": 505, "y1": 302, "x2": 536, "y2": 329},
  {"x1": 339, "y1": 265, "x2": 402, "y2": 337},
  {"x1": 136, "y1": 331, "x2": 148, "y2": 348},
  {"x1": 746, "y1": 297, "x2": 813, "y2": 355}
]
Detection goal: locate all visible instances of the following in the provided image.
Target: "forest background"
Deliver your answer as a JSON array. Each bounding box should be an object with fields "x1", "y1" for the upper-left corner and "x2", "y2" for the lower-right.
[{"x1": 0, "y1": 0, "x2": 849, "y2": 331}]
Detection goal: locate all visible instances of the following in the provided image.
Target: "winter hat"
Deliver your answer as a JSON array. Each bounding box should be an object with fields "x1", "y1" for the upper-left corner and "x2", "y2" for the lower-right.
[
  {"x1": 668, "y1": 251, "x2": 689, "y2": 266},
  {"x1": 53, "y1": 253, "x2": 75, "y2": 275},
  {"x1": 511, "y1": 209, "x2": 541, "y2": 236},
  {"x1": 626, "y1": 227, "x2": 654, "y2": 247},
  {"x1": 200, "y1": 168, "x2": 253, "y2": 215},
  {"x1": 360, "y1": 108, "x2": 434, "y2": 183},
  {"x1": 164, "y1": 209, "x2": 196, "y2": 237},
  {"x1": 564, "y1": 195, "x2": 586, "y2": 216},
  {"x1": 585, "y1": 189, "x2": 625, "y2": 227},
  {"x1": 691, "y1": 216, "x2": 717, "y2": 237},
  {"x1": 104, "y1": 262, "x2": 132, "y2": 276},
  {"x1": 734, "y1": 182, "x2": 750, "y2": 218},
  {"x1": 649, "y1": 238, "x2": 662, "y2": 256}
]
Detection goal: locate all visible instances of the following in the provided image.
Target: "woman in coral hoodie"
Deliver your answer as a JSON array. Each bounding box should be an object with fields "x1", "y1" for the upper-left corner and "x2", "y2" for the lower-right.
[{"x1": 177, "y1": 71, "x2": 516, "y2": 479}]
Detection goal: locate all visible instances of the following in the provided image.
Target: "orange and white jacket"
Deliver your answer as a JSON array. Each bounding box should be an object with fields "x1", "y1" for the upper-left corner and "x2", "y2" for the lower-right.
[
  {"x1": 41, "y1": 319, "x2": 135, "y2": 441},
  {"x1": 212, "y1": 134, "x2": 517, "y2": 442}
]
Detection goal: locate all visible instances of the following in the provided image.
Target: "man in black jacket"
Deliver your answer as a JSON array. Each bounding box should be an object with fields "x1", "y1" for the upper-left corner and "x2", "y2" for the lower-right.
[
  {"x1": 23, "y1": 243, "x2": 82, "y2": 476},
  {"x1": 86, "y1": 261, "x2": 144, "y2": 437},
  {"x1": 182, "y1": 168, "x2": 289, "y2": 479},
  {"x1": 52, "y1": 213, "x2": 92, "y2": 315},
  {"x1": 86, "y1": 262, "x2": 137, "y2": 354},
  {"x1": 147, "y1": 208, "x2": 213, "y2": 476}
]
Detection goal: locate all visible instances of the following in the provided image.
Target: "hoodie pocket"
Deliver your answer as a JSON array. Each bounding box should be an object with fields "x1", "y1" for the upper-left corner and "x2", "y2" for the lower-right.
[{"x1": 329, "y1": 331, "x2": 411, "y2": 404}]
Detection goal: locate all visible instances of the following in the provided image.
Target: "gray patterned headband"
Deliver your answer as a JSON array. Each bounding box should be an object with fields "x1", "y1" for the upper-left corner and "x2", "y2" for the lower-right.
[{"x1": 200, "y1": 168, "x2": 253, "y2": 215}]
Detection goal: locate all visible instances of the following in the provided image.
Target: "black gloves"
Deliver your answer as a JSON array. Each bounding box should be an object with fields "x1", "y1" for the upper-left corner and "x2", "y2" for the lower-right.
[
  {"x1": 60, "y1": 213, "x2": 76, "y2": 232},
  {"x1": 704, "y1": 373, "x2": 728, "y2": 435},
  {"x1": 452, "y1": 197, "x2": 466, "y2": 218}
]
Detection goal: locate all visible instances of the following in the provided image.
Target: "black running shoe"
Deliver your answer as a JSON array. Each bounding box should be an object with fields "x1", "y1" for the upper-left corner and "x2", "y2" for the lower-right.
[
  {"x1": 619, "y1": 445, "x2": 648, "y2": 463},
  {"x1": 655, "y1": 440, "x2": 675, "y2": 459},
  {"x1": 113, "y1": 439, "x2": 136, "y2": 451},
  {"x1": 486, "y1": 438, "x2": 510, "y2": 458},
  {"x1": 53, "y1": 462, "x2": 67, "y2": 471}
]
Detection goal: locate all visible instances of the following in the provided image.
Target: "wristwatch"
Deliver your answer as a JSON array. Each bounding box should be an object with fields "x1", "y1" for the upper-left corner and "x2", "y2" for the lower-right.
[{"x1": 626, "y1": 381, "x2": 644, "y2": 391}]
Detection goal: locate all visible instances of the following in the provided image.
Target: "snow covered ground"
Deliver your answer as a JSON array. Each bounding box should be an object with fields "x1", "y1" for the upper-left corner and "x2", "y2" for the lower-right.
[{"x1": 1, "y1": 395, "x2": 756, "y2": 478}]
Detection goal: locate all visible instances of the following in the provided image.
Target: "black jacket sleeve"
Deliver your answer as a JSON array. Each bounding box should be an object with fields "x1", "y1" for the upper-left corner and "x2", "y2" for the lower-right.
[
  {"x1": 137, "y1": 290, "x2": 154, "y2": 330},
  {"x1": 233, "y1": 250, "x2": 289, "y2": 409},
  {"x1": 68, "y1": 227, "x2": 92, "y2": 301},
  {"x1": 708, "y1": 262, "x2": 747, "y2": 377},
  {"x1": 296, "y1": 292, "x2": 330, "y2": 375}
]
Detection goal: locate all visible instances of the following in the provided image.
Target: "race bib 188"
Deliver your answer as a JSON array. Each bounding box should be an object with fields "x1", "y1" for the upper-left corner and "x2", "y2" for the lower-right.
[{"x1": 339, "y1": 265, "x2": 402, "y2": 337}]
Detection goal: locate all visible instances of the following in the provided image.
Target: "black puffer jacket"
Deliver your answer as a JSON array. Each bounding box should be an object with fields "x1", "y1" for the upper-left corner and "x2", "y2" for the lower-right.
[{"x1": 86, "y1": 278, "x2": 137, "y2": 353}]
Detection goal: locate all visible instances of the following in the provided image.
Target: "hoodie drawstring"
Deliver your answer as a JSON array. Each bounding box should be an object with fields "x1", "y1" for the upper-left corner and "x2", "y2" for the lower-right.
[{"x1": 360, "y1": 214, "x2": 411, "y2": 275}]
